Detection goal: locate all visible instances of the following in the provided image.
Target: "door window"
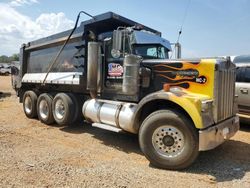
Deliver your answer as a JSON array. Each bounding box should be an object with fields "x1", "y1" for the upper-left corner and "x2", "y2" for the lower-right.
[
  {"x1": 245, "y1": 67, "x2": 250, "y2": 82},
  {"x1": 236, "y1": 67, "x2": 250, "y2": 82}
]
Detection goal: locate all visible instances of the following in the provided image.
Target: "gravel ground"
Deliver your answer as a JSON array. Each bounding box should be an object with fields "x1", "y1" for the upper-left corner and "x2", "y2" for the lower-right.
[{"x1": 0, "y1": 76, "x2": 249, "y2": 188}]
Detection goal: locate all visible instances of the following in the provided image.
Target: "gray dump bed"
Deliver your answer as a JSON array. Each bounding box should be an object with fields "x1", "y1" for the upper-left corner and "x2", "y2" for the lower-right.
[{"x1": 19, "y1": 12, "x2": 161, "y2": 89}]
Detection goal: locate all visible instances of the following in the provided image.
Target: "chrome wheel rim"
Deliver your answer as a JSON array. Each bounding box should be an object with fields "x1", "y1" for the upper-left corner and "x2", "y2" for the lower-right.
[
  {"x1": 39, "y1": 99, "x2": 49, "y2": 119},
  {"x1": 24, "y1": 96, "x2": 32, "y2": 114},
  {"x1": 152, "y1": 125, "x2": 184, "y2": 158},
  {"x1": 55, "y1": 99, "x2": 65, "y2": 120}
]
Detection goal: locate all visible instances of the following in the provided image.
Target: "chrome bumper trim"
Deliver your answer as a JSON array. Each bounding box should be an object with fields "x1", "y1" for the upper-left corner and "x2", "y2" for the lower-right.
[{"x1": 199, "y1": 116, "x2": 239, "y2": 151}]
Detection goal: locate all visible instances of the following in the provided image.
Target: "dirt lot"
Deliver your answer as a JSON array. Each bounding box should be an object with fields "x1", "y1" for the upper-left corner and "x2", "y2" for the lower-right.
[{"x1": 0, "y1": 76, "x2": 249, "y2": 187}]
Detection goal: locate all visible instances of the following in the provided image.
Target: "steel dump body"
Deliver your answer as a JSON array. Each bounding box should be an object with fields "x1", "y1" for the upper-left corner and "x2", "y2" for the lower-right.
[{"x1": 18, "y1": 12, "x2": 161, "y2": 94}]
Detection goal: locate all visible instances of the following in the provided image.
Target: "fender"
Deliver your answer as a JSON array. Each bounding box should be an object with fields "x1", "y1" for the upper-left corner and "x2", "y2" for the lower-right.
[{"x1": 131, "y1": 90, "x2": 203, "y2": 133}]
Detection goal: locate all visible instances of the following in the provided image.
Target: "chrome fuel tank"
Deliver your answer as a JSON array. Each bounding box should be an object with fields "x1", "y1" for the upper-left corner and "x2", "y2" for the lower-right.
[{"x1": 82, "y1": 99, "x2": 137, "y2": 133}]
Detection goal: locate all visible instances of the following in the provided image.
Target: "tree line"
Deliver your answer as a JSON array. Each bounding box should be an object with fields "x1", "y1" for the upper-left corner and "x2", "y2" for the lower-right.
[{"x1": 0, "y1": 54, "x2": 19, "y2": 64}]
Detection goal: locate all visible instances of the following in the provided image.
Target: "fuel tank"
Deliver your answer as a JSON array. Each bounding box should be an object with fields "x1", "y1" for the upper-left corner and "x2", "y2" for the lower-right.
[{"x1": 82, "y1": 99, "x2": 137, "y2": 133}]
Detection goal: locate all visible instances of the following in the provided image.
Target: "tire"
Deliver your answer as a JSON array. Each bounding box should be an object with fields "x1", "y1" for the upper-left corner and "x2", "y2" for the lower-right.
[
  {"x1": 37, "y1": 93, "x2": 54, "y2": 125},
  {"x1": 52, "y1": 93, "x2": 75, "y2": 125},
  {"x1": 139, "y1": 110, "x2": 199, "y2": 170},
  {"x1": 23, "y1": 90, "x2": 38, "y2": 118},
  {"x1": 68, "y1": 93, "x2": 82, "y2": 125}
]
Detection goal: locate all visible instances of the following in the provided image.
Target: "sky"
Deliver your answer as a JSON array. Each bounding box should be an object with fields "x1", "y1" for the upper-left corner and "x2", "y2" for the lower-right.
[{"x1": 0, "y1": 0, "x2": 250, "y2": 58}]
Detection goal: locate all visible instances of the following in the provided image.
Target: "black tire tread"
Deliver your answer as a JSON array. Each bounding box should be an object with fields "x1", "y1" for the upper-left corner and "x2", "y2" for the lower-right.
[
  {"x1": 52, "y1": 93, "x2": 75, "y2": 125},
  {"x1": 23, "y1": 90, "x2": 37, "y2": 118},
  {"x1": 37, "y1": 93, "x2": 54, "y2": 125},
  {"x1": 139, "y1": 109, "x2": 199, "y2": 170},
  {"x1": 67, "y1": 93, "x2": 83, "y2": 125}
]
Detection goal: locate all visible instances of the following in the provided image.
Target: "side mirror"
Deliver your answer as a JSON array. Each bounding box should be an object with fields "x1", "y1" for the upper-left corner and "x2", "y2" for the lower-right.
[{"x1": 111, "y1": 30, "x2": 122, "y2": 58}]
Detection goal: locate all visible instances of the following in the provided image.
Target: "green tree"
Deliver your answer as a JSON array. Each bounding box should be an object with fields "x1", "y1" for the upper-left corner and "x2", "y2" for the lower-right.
[
  {"x1": 0, "y1": 55, "x2": 9, "y2": 63},
  {"x1": 0, "y1": 54, "x2": 19, "y2": 63},
  {"x1": 10, "y1": 54, "x2": 19, "y2": 61}
]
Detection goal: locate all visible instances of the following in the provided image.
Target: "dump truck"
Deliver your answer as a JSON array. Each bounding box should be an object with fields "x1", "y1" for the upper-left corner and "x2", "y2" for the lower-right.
[{"x1": 15, "y1": 12, "x2": 239, "y2": 170}]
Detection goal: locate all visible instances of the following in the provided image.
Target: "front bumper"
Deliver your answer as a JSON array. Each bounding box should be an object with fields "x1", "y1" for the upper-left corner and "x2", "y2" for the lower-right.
[
  {"x1": 237, "y1": 113, "x2": 250, "y2": 124},
  {"x1": 199, "y1": 115, "x2": 240, "y2": 151}
]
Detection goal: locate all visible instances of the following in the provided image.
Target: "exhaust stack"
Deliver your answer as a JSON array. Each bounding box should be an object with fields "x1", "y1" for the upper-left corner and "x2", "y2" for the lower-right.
[
  {"x1": 122, "y1": 54, "x2": 141, "y2": 95},
  {"x1": 87, "y1": 42, "x2": 100, "y2": 98},
  {"x1": 175, "y1": 42, "x2": 182, "y2": 59}
]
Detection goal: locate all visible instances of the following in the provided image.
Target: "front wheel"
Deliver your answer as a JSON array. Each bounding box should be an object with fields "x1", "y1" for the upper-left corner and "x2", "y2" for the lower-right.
[{"x1": 139, "y1": 110, "x2": 199, "y2": 170}]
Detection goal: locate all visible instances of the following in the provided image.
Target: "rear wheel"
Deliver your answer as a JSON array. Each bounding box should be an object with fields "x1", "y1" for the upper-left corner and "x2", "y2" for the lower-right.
[
  {"x1": 68, "y1": 93, "x2": 83, "y2": 124},
  {"x1": 23, "y1": 90, "x2": 37, "y2": 118},
  {"x1": 37, "y1": 93, "x2": 54, "y2": 125},
  {"x1": 139, "y1": 110, "x2": 199, "y2": 170},
  {"x1": 52, "y1": 93, "x2": 75, "y2": 125}
]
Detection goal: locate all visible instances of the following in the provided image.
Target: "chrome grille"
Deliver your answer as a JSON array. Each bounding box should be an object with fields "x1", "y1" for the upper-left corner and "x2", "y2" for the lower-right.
[{"x1": 214, "y1": 60, "x2": 236, "y2": 122}]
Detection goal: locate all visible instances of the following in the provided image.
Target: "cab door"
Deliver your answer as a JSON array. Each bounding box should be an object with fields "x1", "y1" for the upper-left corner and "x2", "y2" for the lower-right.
[
  {"x1": 103, "y1": 37, "x2": 124, "y2": 92},
  {"x1": 101, "y1": 31, "x2": 139, "y2": 102},
  {"x1": 236, "y1": 66, "x2": 250, "y2": 114}
]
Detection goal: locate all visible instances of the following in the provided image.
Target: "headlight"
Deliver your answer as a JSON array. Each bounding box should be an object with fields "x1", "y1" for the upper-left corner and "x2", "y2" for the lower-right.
[
  {"x1": 201, "y1": 100, "x2": 213, "y2": 113},
  {"x1": 201, "y1": 100, "x2": 214, "y2": 128}
]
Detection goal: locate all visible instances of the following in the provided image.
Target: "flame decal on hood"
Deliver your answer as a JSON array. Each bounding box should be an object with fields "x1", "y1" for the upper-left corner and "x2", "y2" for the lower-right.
[{"x1": 153, "y1": 62, "x2": 207, "y2": 89}]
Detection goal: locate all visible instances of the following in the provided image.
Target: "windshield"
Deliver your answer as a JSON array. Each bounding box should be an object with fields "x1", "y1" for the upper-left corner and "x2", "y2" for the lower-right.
[
  {"x1": 233, "y1": 55, "x2": 250, "y2": 63},
  {"x1": 133, "y1": 45, "x2": 169, "y2": 59}
]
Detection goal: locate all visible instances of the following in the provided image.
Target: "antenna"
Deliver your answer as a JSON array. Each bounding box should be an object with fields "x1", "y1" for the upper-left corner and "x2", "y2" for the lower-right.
[
  {"x1": 171, "y1": 0, "x2": 191, "y2": 58},
  {"x1": 177, "y1": 0, "x2": 191, "y2": 43}
]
